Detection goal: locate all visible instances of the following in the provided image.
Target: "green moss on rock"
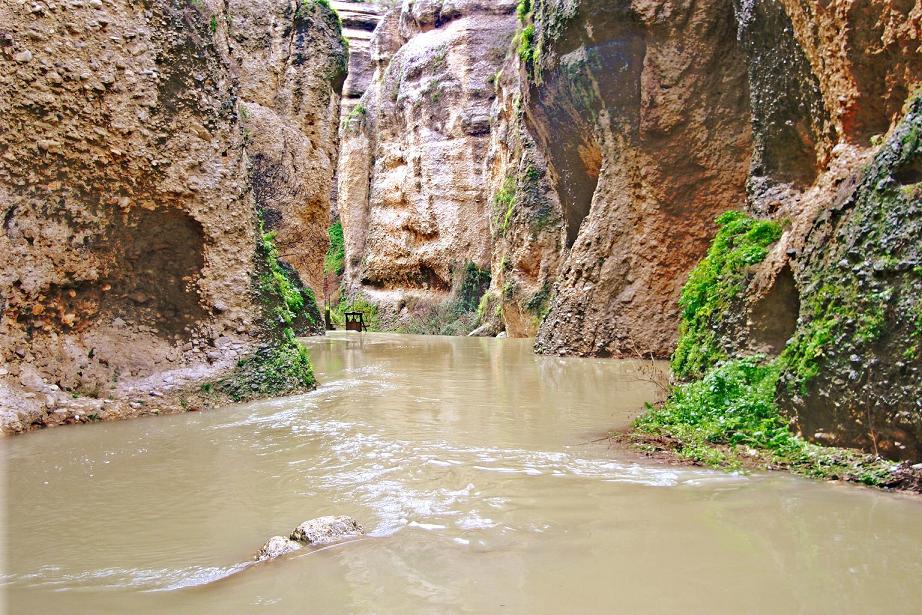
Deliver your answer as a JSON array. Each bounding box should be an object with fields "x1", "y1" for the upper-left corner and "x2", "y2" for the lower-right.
[
  {"x1": 631, "y1": 95, "x2": 922, "y2": 477},
  {"x1": 632, "y1": 357, "x2": 900, "y2": 486},
  {"x1": 775, "y1": 95, "x2": 921, "y2": 421},
  {"x1": 324, "y1": 221, "x2": 345, "y2": 276},
  {"x1": 212, "y1": 220, "x2": 320, "y2": 402},
  {"x1": 217, "y1": 339, "x2": 315, "y2": 402},
  {"x1": 672, "y1": 211, "x2": 782, "y2": 380}
]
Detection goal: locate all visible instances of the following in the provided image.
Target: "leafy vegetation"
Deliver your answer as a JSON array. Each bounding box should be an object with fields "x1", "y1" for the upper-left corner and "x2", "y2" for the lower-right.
[
  {"x1": 477, "y1": 290, "x2": 496, "y2": 323},
  {"x1": 324, "y1": 222, "x2": 345, "y2": 276},
  {"x1": 777, "y1": 283, "x2": 887, "y2": 392},
  {"x1": 671, "y1": 211, "x2": 783, "y2": 380},
  {"x1": 517, "y1": 24, "x2": 536, "y2": 66},
  {"x1": 456, "y1": 262, "x2": 491, "y2": 313},
  {"x1": 213, "y1": 225, "x2": 318, "y2": 402},
  {"x1": 907, "y1": 298, "x2": 922, "y2": 360},
  {"x1": 341, "y1": 103, "x2": 366, "y2": 131},
  {"x1": 494, "y1": 176, "x2": 516, "y2": 234},
  {"x1": 517, "y1": 0, "x2": 531, "y2": 22},
  {"x1": 394, "y1": 263, "x2": 491, "y2": 335},
  {"x1": 632, "y1": 357, "x2": 898, "y2": 485},
  {"x1": 259, "y1": 229, "x2": 316, "y2": 332},
  {"x1": 217, "y1": 341, "x2": 315, "y2": 402}
]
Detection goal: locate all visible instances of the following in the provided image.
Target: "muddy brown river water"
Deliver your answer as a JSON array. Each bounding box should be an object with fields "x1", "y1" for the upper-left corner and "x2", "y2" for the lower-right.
[{"x1": 3, "y1": 333, "x2": 922, "y2": 614}]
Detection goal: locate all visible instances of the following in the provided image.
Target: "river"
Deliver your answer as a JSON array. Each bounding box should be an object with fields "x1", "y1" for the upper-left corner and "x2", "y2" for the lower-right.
[{"x1": 3, "y1": 333, "x2": 921, "y2": 614}]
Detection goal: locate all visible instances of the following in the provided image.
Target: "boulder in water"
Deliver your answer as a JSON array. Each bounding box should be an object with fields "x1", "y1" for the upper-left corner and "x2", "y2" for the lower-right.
[
  {"x1": 255, "y1": 536, "x2": 303, "y2": 562},
  {"x1": 290, "y1": 516, "x2": 365, "y2": 545}
]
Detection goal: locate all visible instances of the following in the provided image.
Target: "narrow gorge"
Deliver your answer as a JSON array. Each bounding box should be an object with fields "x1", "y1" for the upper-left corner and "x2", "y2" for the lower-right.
[{"x1": 2, "y1": 0, "x2": 922, "y2": 611}]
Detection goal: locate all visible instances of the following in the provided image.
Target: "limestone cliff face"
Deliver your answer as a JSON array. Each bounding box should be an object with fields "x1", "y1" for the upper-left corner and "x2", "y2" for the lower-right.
[
  {"x1": 230, "y1": 0, "x2": 347, "y2": 295},
  {"x1": 494, "y1": 0, "x2": 920, "y2": 458},
  {"x1": 486, "y1": 0, "x2": 921, "y2": 361},
  {"x1": 332, "y1": 1, "x2": 384, "y2": 118},
  {"x1": 337, "y1": 0, "x2": 517, "y2": 328},
  {"x1": 0, "y1": 0, "x2": 343, "y2": 432},
  {"x1": 516, "y1": 0, "x2": 755, "y2": 357},
  {"x1": 488, "y1": 0, "x2": 752, "y2": 346},
  {"x1": 481, "y1": 63, "x2": 565, "y2": 338}
]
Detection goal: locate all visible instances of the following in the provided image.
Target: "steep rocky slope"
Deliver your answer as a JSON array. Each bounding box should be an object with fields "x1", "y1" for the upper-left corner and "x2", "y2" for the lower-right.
[
  {"x1": 486, "y1": 0, "x2": 752, "y2": 343},
  {"x1": 0, "y1": 0, "x2": 345, "y2": 432},
  {"x1": 231, "y1": 0, "x2": 347, "y2": 295},
  {"x1": 332, "y1": 0, "x2": 385, "y2": 118},
  {"x1": 337, "y1": 0, "x2": 517, "y2": 331},
  {"x1": 479, "y1": 0, "x2": 920, "y2": 459},
  {"x1": 484, "y1": 0, "x2": 919, "y2": 357}
]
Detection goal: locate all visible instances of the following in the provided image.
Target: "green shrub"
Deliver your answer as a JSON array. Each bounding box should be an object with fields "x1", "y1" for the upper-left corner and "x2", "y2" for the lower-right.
[
  {"x1": 494, "y1": 176, "x2": 516, "y2": 234},
  {"x1": 457, "y1": 262, "x2": 491, "y2": 313},
  {"x1": 516, "y1": 0, "x2": 531, "y2": 22}
]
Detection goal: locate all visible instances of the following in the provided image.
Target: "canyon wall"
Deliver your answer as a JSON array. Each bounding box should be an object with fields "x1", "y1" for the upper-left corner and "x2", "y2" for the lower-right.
[
  {"x1": 487, "y1": 0, "x2": 920, "y2": 361},
  {"x1": 0, "y1": 0, "x2": 345, "y2": 432},
  {"x1": 488, "y1": 0, "x2": 920, "y2": 458},
  {"x1": 332, "y1": 1, "x2": 385, "y2": 118},
  {"x1": 337, "y1": 0, "x2": 517, "y2": 332},
  {"x1": 231, "y1": 0, "x2": 347, "y2": 295}
]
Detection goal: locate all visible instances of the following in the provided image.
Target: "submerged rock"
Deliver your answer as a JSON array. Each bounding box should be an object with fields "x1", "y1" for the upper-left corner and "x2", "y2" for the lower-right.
[
  {"x1": 290, "y1": 516, "x2": 365, "y2": 545},
  {"x1": 254, "y1": 516, "x2": 365, "y2": 563},
  {"x1": 255, "y1": 536, "x2": 303, "y2": 562},
  {"x1": 468, "y1": 322, "x2": 499, "y2": 338}
]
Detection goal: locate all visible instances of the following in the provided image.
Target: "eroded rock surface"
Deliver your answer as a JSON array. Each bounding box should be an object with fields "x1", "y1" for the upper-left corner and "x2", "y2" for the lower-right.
[
  {"x1": 521, "y1": 0, "x2": 754, "y2": 357},
  {"x1": 332, "y1": 1, "x2": 385, "y2": 118},
  {"x1": 290, "y1": 515, "x2": 365, "y2": 545},
  {"x1": 481, "y1": 0, "x2": 921, "y2": 459},
  {"x1": 0, "y1": 0, "x2": 343, "y2": 432},
  {"x1": 480, "y1": 0, "x2": 922, "y2": 361},
  {"x1": 230, "y1": 0, "x2": 347, "y2": 295},
  {"x1": 255, "y1": 536, "x2": 303, "y2": 562},
  {"x1": 337, "y1": 0, "x2": 517, "y2": 328}
]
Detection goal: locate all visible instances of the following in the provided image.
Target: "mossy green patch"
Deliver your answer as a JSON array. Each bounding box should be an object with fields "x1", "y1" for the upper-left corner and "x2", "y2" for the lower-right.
[
  {"x1": 217, "y1": 340, "x2": 315, "y2": 402},
  {"x1": 476, "y1": 290, "x2": 496, "y2": 323},
  {"x1": 456, "y1": 262, "x2": 491, "y2": 313},
  {"x1": 259, "y1": 228, "x2": 318, "y2": 332},
  {"x1": 494, "y1": 176, "x2": 517, "y2": 235},
  {"x1": 517, "y1": 24, "x2": 537, "y2": 67},
  {"x1": 672, "y1": 211, "x2": 783, "y2": 380},
  {"x1": 341, "y1": 103, "x2": 366, "y2": 132},
  {"x1": 516, "y1": 0, "x2": 531, "y2": 22},
  {"x1": 212, "y1": 221, "x2": 319, "y2": 402},
  {"x1": 324, "y1": 222, "x2": 345, "y2": 276},
  {"x1": 632, "y1": 357, "x2": 898, "y2": 485}
]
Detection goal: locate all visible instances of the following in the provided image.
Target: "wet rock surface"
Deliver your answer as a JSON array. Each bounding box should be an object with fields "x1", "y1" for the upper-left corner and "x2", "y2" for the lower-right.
[
  {"x1": 290, "y1": 515, "x2": 365, "y2": 545},
  {"x1": 255, "y1": 536, "x2": 303, "y2": 562},
  {"x1": 254, "y1": 516, "x2": 366, "y2": 563}
]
